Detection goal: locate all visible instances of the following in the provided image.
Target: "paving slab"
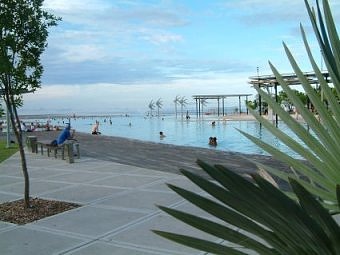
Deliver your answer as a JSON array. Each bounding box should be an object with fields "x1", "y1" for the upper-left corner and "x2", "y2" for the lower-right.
[
  {"x1": 41, "y1": 184, "x2": 126, "y2": 204},
  {"x1": 0, "y1": 227, "x2": 85, "y2": 255},
  {"x1": 44, "y1": 171, "x2": 111, "y2": 184},
  {"x1": 0, "y1": 179, "x2": 73, "y2": 197},
  {"x1": 0, "y1": 176, "x2": 23, "y2": 186},
  {"x1": 0, "y1": 192, "x2": 21, "y2": 203},
  {"x1": 96, "y1": 189, "x2": 183, "y2": 213},
  {"x1": 26, "y1": 168, "x2": 71, "y2": 179},
  {"x1": 0, "y1": 221, "x2": 15, "y2": 231},
  {"x1": 32, "y1": 205, "x2": 147, "y2": 238},
  {"x1": 141, "y1": 176, "x2": 204, "y2": 193},
  {"x1": 89, "y1": 174, "x2": 162, "y2": 188},
  {"x1": 105, "y1": 214, "x2": 219, "y2": 255},
  {"x1": 60, "y1": 160, "x2": 120, "y2": 172},
  {"x1": 64, "y1": 240, "x2": 162, "y2": 255}
]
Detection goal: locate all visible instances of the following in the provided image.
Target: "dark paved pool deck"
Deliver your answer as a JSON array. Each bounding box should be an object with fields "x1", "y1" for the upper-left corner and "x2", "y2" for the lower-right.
[{"x1": 32, "y1": 131, "x2": 291, "y2": 183}]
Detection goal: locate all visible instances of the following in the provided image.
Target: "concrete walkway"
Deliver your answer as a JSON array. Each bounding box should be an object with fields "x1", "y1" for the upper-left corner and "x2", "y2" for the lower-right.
[{"x1": 0, "y1": 151, "x2": 250, "y2": 255}]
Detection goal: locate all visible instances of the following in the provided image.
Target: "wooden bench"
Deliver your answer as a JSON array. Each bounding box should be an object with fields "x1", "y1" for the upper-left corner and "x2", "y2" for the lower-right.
[{"x1": 36, "y1": 140, "x2": 80, "y2": 163}]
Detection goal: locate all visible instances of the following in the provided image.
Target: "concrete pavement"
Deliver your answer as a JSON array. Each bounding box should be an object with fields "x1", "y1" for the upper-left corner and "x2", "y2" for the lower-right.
[{"x1": 0, "y1": 151, "x2": 251, "y2": 255}]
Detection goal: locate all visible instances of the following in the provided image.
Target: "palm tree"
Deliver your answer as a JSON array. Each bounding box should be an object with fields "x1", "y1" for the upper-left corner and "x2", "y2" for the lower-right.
[
  {"x1": 173, "y1": 95, "x2": 181, "y2": 118},
  {"x1": 156, "y1": 98, "x2": 163, "y2": 117},
  {"x1": 154, "y1": 0, "x2": 340, "y2": 254},
  {"x1": 148, "y1": 100, "x2": 155, "y2": 116},
  {"x1": 178, "y1": 96, "x2": 188, "y2": 118}
]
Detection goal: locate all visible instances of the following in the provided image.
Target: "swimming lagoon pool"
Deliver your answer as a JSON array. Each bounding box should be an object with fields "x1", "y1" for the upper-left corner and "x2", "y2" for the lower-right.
[{"x1": 37, "y1": 114, "x2": 301, "y2": 158}]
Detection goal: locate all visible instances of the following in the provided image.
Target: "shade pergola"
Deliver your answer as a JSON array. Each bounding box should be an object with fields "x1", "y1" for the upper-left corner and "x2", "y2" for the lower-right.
[
  {"x1": 248, "y1": 70, "x2": 331, "y2": 125},
  {"x1": 192, "y1": 94, "x2": 252, "y2": 117},
  {"x1": 249, "y1": 71, "x2": 330, "y2": 87}
]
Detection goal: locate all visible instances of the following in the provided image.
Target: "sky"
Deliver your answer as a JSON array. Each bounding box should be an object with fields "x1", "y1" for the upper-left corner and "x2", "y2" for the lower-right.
[{"x1": 20, "y1": 0, "x2": 340, "y2": 115}]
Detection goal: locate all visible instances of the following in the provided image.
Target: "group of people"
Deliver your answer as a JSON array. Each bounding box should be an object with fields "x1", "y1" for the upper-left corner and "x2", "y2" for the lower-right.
[{"x1": 18, "y1": 120, "x2": 61, "y2": 132}]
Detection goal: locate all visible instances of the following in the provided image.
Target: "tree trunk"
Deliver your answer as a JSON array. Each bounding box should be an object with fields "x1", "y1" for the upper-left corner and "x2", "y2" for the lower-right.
[{"x1": 5, "y1": 94, "x2": 30, "y2": 208}]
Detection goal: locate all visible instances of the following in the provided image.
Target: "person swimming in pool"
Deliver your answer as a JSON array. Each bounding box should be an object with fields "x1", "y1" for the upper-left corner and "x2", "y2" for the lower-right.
[{"x1": 160, "y1": 131, "x2": 166, "y2": 139}]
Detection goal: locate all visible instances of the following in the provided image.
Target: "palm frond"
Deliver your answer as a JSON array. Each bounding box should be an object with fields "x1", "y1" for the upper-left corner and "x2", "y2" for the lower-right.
[
  {"x1": 240, "y1": 0, "x2": 340, "y2": 208},
  {"x1": 154, "y1": 161, "x2": 340, "y2": 254},
  {"x1": 153, "y1": 1, "x2": 340, "y2": 254}
]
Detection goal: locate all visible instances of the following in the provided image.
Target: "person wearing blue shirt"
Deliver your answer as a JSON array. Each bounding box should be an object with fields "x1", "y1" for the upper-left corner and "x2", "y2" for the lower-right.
[
  {"x1": 51, "y1": 124, "x2": 75, "y2": 146},
  {"x1": 57, "y1": 124, "x2": 72, "y2": 145}
]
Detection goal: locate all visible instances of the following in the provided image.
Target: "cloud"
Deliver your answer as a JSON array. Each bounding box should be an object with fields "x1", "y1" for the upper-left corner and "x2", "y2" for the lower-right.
[
  {"x1": 44, "y1": 0, "x2": 188, "y2": 28},
  {"x1": 44, "y1": 0, "x2": 110, "y2": 13},
  {"x1": 42, "y1": 0, "x2": 192, "y2": 86},
  {"x1": 22, "y1": 71, "x2": 254, "y2": 114},
  {"x1": 219, "y1": 0, "x2": 340, "y2": 26},
  {"x1": 41, "y1": 52, "x2": 252, "y2": 86},
  {"x1": 59, "y1": 44, "x2": 107, "y2": 63},
  {"x1": 33, "y1": 0, "x2": 335, "y2": 116},
  {"x1": 141, "y1": 31, "x2": 183, "y2": 45}
]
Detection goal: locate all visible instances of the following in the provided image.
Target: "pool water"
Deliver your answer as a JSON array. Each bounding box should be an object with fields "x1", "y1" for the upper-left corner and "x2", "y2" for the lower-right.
[{"x1": 45, "y1": 114, "x2": 301, "y2": 158}]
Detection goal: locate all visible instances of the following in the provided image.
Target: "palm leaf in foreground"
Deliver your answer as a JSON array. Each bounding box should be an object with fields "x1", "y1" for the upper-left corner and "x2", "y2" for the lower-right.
[
  {"x1": 240, "y1": 0, "x2": 340, "y2": 210},
  {"x1": 153, "y1": 160, "x2": 340, "y2": 254}
]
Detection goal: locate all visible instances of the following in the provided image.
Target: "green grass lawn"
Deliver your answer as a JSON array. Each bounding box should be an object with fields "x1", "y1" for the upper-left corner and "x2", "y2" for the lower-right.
[{"x1": 0, "y1": 140, "x2": 19, "y2": 163}]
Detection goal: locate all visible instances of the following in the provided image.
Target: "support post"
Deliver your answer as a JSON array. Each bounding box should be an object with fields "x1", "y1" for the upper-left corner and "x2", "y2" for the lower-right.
[
  {"x1": 195, "y1": 98, "x2": 198, "y2": 118},
  {"x1": 238, "y1": 96, "x2": 241, "y2": 115},
  {"x1": 65, "y1": 143, "x2": 74, "y2": 163},
  {"x1": 259, "y1": 94, "x2": 262, "y2": 116},
  {"x1": 198, "y1": 98, "x2": 201, "y2": 117},
  {"x1": 275, "y1": 83, "x2": 278, "y2": 127}
]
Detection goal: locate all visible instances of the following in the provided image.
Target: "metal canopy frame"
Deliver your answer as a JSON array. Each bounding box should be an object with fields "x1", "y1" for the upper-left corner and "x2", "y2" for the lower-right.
[
  {"x1": 248, "y1": 70, "x2": 330, "y2": 87},
  {"x1": 248, "y1": 71, "x2": 331, "y2": 126},
  {"x1": 192, "y1": 94, "x2": 252, "y2": 117}
]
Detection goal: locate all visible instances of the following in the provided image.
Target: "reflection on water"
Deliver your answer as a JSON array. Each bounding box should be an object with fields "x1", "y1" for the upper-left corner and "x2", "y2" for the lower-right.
[{"x1": 20, "y1": 114, "x2": 303, "y2": 158}]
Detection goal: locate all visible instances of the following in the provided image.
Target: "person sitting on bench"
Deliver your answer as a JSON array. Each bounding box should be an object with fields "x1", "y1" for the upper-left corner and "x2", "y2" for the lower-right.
[{"x1": 51, "y1": 123, "x2": 75, "y2": 146}]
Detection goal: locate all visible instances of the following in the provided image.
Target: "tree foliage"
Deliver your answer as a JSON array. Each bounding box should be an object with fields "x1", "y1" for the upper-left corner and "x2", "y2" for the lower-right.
[{"x1": 0, "y1": 0, "x2": 60, "y2": 207}]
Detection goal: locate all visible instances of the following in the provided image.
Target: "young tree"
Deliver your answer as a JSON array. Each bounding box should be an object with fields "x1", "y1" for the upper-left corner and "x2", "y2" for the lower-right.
[
  {"x1": 0, "y1": 0, "x2": 60, "y2": 208},
  {"x1": 173, "y1": 95, "x2": 180, "y2": 118},
  {"x1": 148, "y1": 100, "x2": 155, "y2": 116},
  {"x1": 155, "y1": 98, "x2": 163, "y2": 117}
]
